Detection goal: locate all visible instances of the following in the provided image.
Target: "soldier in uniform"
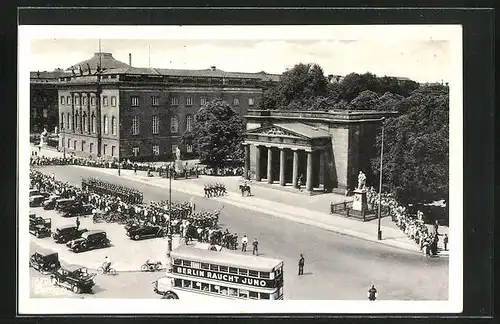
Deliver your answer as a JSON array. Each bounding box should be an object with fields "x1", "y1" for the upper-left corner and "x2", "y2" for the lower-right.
[
  {"x1": 368, "y1": 285, "x2": 377, "y2": 301},
  {"x1": 298, "y1": 254, "x2": 305, "y2": 275}
]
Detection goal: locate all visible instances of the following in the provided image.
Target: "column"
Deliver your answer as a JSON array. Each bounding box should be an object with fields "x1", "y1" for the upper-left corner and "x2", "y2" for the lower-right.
[
  {"x1": 244, "y1": 144, "x2": 250, "y2": 180},
  {"x1": 292, "y1": 150, "x2": 299, "y2": 188},
  {"x1": 71, "y1": 93, "x2": 75, "y2": 133},
  {"x1": 306, "y1": 150, "x2": 313, "y2": 191},
  {"x1": 279, "y1": 148, "x2": 286, "y2": 186},
  {"x1": 255, "y1": 146, "x2": 261, "y2": 181},
  {"x1": 267, "y1": 146, "x2": 273, "y2": 184},
  {"x1": 79, "y1": 93, "x2": 83, "y2": 134},
  {"x1": 87, "y1": 93, "x2": 91, "y2": 134}
]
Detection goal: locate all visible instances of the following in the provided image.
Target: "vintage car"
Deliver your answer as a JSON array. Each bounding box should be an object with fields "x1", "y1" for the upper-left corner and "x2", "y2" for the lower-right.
[
  {"x1": 29, "y1": 189, "x2": 41, "y2": 197},
  {"x1": 52, "y1": 225, "x2": 88, "y2": 244},
  {"x1": 29, "y1": 251, "x2": 61, "y2": 274},
  {"x1": 54, "y1": 198, "x2": 76, "y2": 211},
  {"x1": 127, "y1": 224, "x2": 166, "y2": 240},
  {"x1": 42, "y1": 195, "x2": 61, "y2": 210},
  {"x1": 61, "y1": 204, "x2": 94, "y2": 218},
  {"x1": 29, "y1": 217, "x2": 52, "y2": 238},
  {"x1": 67, "y1": 230, "x2": 110, "y2": 253},
  {"x1": 50, "y1": 266, "x2": 96, "y2": 294},
  {"x1": 29, "y1": 195, "x2": 46, "y2": 207}
]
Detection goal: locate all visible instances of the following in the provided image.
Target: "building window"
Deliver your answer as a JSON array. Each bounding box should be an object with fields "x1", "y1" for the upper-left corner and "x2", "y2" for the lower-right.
[
  {"x1": 233, "y1": 98, "x2": 240, "y2": 106},
  {"x1": 152, "y1": 96, "x2": 159, "y2": 106},
  {"x1": 73, "y1": 140, "x2": 77, "y2": 150},
  {"x1": 103, "y1": 96, "x2": 108, "y2": 107},
  {"x1": 111, "y1": 96, "x2": 117, "y2": 107},
  {"x1": 67, "y1": 139, "x2": 70, "y2": 148},
  {"x1": 248, "y1": 98, "x2": 255, "y2": 106},
  {"x1": 60, "y1": 96, "x2": 65, "y2": 105},
  {"x1": 91, "y1": 113, "x2": 96, "y2": 133},
  {"x1": 170, "y1": 115, "x2": 179, "y2": 133},
  {"x1": 132, "y1": 116, "x2": 140, "y2": 135},
  {"x1": 75, "y1": 112, "x2": 79, "y2": 130},
  {"x1": 152, "y1": 145, "x2": 160, "y2": 156},
  {"x1": 81, "y1": 141, "x2": 85, "y2": 152},
  {"x1": 103, "y1": 115, "x2": 109, "y2": 135},
  {"x1": 131, "y1": 96, "x2": 139, "y2": 107},
  {"x1": 66, "y1": 113, "x2": 70, "y2": 130},
  {"x1": 75, "y1": 96, "x2": 80, "y2": 106},
  {"x1": 186, "y1": 97, "x2": 193, "y2": 106},
  {"x1": 171, "y1": 144, "x2": 178, "y2": 154},
  {"x1": 152, "y1": 116, "x2": 159, "y2": 134},
  {"x1": 186, "y1": 114, "x2": 193, "y2": 132},
  {"x1": 200, "y1": 97, "x2": 207, "y2": 106},
  {"x1": 82, "y1": 96, "x2": 87, "y2": 106},
  {"x1": 89, "y1": 143, "x2": 94, "y2": 153},
  {"x1": 170, "y1": 96, "x2": 179, "y2": 106},
  {"x1": 132, "y1": 147, "x2": 139, "y2": 156},
  {"x1": 60, "y1": 113, "x2": 64, "y2": 130},
  {"x1": 91, "y1": 97, "x2": 96, "y2": 106},
  {"x1": 111, "y1": 116, "x2": 117, "y2": 135},
  {"x1": 103, "y1": 144, "x2": 107, "y2": 155},
  {"x1": 66, "y1": 96, "x2": 71, "y2": 105},
  {"x1": 111, "y1": 146, "x2": 115, "y2": 156},
  {"x1": 82, "y1": 113, "x2": 87, "y2": 132},
  {"x1": 186, "y1": 144, "x2": 193, "y2": 153}
]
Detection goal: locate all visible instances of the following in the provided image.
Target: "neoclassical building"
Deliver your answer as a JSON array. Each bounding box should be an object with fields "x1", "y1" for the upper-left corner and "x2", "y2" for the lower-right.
[
  {"x1": 242, "y1": 109, "x2": 398, "y2": 193},
  {"x1": 55, "y1": 52, "x2": 280, "y2": 159}
]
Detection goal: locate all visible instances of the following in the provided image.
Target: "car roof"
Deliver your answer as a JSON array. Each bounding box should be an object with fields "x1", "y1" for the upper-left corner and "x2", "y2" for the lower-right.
[
  {"x1": 31, "y1": 195, "x2": 45, "y2": 199},
  {"x1": 57, "y1": 224, "x2": 77, "y2": 230},
  {"x1": 56, "y1": 198, "x2": 74, "y2": 202},
  {"x1": 82, "y1": 230, "x2": 106, "y2": 237}
]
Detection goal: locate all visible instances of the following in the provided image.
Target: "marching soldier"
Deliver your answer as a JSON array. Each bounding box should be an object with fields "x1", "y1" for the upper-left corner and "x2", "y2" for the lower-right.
[
  {"x1": 241, "y1": 235, "x2": 248, "y2": 252},
  {"x1": 368, "y1": 285, "x2": 377, "y2": 301},
  {"x1": 252, "y1": 238, "x2": 259, "y2": 256},
  {"x1": 298, "y1": 254, "x2": 305, "y2": 275}
]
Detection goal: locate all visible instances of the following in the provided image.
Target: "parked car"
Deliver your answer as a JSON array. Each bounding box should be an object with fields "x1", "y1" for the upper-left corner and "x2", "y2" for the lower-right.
[
  {"x1": 61, "y1": 204, "x2": 94, "y2": 218},
  {"x1": 55, "y1": 198, "x2": 76, "y2": 211},
  {"x1": 29, "y1": 195, "x2": 46, "y2": 207},
  {"x1": 43, "y1": 195, "x2": 61, "y2": 210},
  {"x1": 50, "y1": 266, "x2": 96, "y2": 294},
  {"x1": 52, "y1": 225, "x2": 88, "y2": 244},
  {"x1": 29, "y1": 189, "x2": 41, "y2": 197},
  {"x1": 29, "y1": 217, "x2": 52, "y2": 238},
  {"x1": 67, "y1": 230, "x2": 110, "y2": 253},
  {"x1": 29, "y1": 252, "x2": 61, "y2": 274},
  {"x1": 127, "y1": 224, "x2": 166, "y2": 240}
]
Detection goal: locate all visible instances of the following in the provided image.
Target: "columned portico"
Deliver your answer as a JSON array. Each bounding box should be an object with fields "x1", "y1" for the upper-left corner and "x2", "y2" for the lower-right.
[
  {"x1": 244, "y1": 144, "x2": 250, "y2": 180},
  {"x1": 306, "y1": 150, "x2": 313, "y2": 191},
  {"x1": 279, "y1": 148, "x2": 286, "y2": 186},
  {"x1": 267, "y1": 146, "x2": 273, "y2": 184},
  {"x1": 292, "y1": 149, "x2": 299, "y2": 188},
  {"x1": 255, "y1": 145, "x2": 262, "y2": 181}
]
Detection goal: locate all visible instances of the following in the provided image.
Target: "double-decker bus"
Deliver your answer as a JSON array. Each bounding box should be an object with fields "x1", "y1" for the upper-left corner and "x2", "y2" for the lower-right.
[{"x1": 153, "y1": 246, "x2": 284, "y2": 300}]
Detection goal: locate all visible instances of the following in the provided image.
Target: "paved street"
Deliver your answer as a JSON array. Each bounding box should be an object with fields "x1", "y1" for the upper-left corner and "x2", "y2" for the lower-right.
[{"x1": 30, "y1": 165, "x2": 449, "y2": 300}]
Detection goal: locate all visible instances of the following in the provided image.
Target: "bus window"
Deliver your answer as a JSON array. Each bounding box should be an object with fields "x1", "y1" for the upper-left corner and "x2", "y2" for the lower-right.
[
  {"x1": 249, "y1": 270, "x2": 258, "y2": 277},
  {"x1": 219, "y1": 265, "x2": 228, "y2": 272},
  {"x1": 201, "y1": 263, "x2": 209, "y2": 270},
  {"x1": 201, "y1": 283, "x2": 210, "y2": 292},
  {"x1": 249, "y1": 291, "x2": 259, "y2": 300},
  {"x1": 174, "y1": 278, "x2": 182, "y2": 287},
  {"x1": 182, "y1": 280, "x2": 192, "y2": 288},
  {"x1": 210, "y1": 264, "x2": 219, "y2": 271},
  {"x1": 182, "y1": 260, "x2": 191, "y2": 267},
  {"x1": 192, "y1": 261, "x2": 201, "y2": 269},
  {"x1": 210, "y1": 284, "x2": 220, "y2": 293},
  {"x1": 173, "y1": 258, "x2": 181, "y2": 265},
  {"x1": 239, "y1": 289, "x2": 249, "y2": 299},
  {"x1": 259, "y1": 271, "x2": 270, "y2": 279},
  {"x1": 238, "y1": 268, "x2": 248, "y2": 276},
  {"x1": 229, "y1": 267, "x2": 238, "y2": 274},
  {"x1": 193, "y1": 281, "x2": 201, "y2": 290},
  {"x1": 228, "y1": 287, "x2": 238, "y2": 297},
  {"x1": 220, "y1": 286, "x2": 228, "y2": 295},
  {"x1": 260, "y1": 293, "x2": 270, "y2": 300}
]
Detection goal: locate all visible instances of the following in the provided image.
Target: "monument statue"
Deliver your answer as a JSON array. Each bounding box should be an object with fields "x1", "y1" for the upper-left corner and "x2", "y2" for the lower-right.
[
  {"x1": 357, "y1": 171, "x2": 367, "y2": 190},
  {"x1": 175, "y1": 147, "x2": 181, "y2": 160},
  {"x1": 39, "y1": 128, "x2": 49, "y2": 147},
  {"x1": 54, "y1": 126, "x2": 58, "y2": 134}
]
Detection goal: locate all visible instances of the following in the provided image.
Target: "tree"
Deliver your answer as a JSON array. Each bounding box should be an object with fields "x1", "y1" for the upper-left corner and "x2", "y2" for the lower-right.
[
  {"x1": 371, "y1": 84, "x2": 449, "y2": 205},
  {"x1": 258, "y1": 88, "x2": 278, "y2": 110},
  {"x1": 327, "y1": 81, "x2": 345, "y2": 102},
  {"x1": 184, "y1": 99, "x2": 245, "y2": 169},
  {"x1": 340, "y1": 72, "x2": 380, "y2": 101},
  {"x1": 376, "y1": 92, "x2": 404, "y2": 112},
  {"x1": 349, "y1": 90, "x2": 380, "y2": 111}
]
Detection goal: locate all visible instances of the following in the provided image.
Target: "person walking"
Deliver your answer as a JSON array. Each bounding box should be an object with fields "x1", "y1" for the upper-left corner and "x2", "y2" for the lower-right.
[
  {"x1": 241, "y1": 235, "x2": 248, "y2": 252},
  {"x1": 434, "y1": 220, "x2": 439, "y2": 235},
  {"x1": 252, "y1": 238, "x2": 259, "y2": 256},
  {"x1": 297, "y1": 174, "x2": 303, "y2": 191},
  {"x1": 443, "y1": 234, "x2": 449, "y2": 251},
  {"x1": 368, "y1": 285, "x2": 377, "y2": 301},
  {"x1": 75, "y1": 216, "x2": 80, "y2": 230},
  {"x1": 298, "y1": 254, "x2": 305, "y2": 275},
  {"x1": 134, "y1": 163, "x2": 138, "y2": 175}
]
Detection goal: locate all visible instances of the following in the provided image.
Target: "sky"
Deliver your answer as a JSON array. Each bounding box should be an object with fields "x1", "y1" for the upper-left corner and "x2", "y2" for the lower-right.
[{"x1": 28, "y1": 29, "x2": 453, "y2": 83}]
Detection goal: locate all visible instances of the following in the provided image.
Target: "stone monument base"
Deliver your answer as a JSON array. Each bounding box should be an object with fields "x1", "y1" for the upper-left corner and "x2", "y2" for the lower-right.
[
  {"x1": 174, "y1": 159, "x2": 184, "y2": 173},
  {"x1": 352, "y1": 189, "x2": 368, "y2": 212}
]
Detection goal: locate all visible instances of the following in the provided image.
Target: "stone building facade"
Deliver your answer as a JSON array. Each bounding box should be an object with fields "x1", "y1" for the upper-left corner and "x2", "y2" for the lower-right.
[{"x1": 243, "y1": 109, "x2": 398, "y2": 192}]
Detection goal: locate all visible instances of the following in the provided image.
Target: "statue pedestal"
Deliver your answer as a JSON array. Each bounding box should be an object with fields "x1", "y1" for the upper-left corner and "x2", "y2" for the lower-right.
[
  {"x1": 174, "y1": 160, "x2": 184, "y2": 174},
  {"x1": 352, "y1": 189, "x2": 368, "y2": 212}
]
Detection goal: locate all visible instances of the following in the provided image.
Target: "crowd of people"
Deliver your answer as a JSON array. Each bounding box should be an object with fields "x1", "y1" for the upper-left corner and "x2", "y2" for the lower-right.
[
  {"x1": 83, "y1": 177, "x2": 143, "y2": 204},
  {"x1": 203, "y1": 183, "x2": 227, "y2": 198},
  {"x1": 366, "y1": 187, "x2": 447, "y2": 255}
]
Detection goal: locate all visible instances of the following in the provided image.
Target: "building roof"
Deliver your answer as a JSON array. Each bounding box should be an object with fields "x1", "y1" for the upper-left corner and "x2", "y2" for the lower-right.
[
  {"x1": 171, "y1": 246, "x2": 283, "y2": 272},
  {"x1": 274, "y1": 123, "x2": 331, "y2": 139},
  {"x1": 30, "y1": 70, "x2": 71, "y2": 79},
  {"x1": 67, "y1": 52, "x2": 130, "y2": 72}
]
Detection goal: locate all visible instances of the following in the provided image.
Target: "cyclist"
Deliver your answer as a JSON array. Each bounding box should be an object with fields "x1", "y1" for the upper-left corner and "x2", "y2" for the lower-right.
[{"x1": 103, "y1": 256, "x2": 112, "y2": 273}]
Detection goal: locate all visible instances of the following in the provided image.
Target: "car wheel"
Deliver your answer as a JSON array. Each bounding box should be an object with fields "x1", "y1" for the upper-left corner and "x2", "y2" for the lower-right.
[
  {"x1": 134, "y1": 235, "x2": 140, "y2": 240},
  {"x1": 51, "y1": 277, "x2": 58, "y2": 285},
  {"x1": 72, "y1": 285, "x2": 81, "y2": 294},
  {"x1": 162, "y1": 292, "x2": 179, "y2": 299},
  {"x1": 74, "y1": 246, "x2": 80, "y2": 253},
  {"x1": 109, "y1": 268, "x2": 117, "y2": 276},
  {"x1": 155, "y1": 263, "x2": 162, "y2": 271},
  {"x1": 141, "y1": 264, "x2": 149, "y2": 272}
]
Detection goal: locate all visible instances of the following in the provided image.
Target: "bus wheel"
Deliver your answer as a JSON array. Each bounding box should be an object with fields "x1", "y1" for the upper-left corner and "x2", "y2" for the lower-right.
[{"x1": 162, "y1": 292, "x2": 179, "y2": 299}]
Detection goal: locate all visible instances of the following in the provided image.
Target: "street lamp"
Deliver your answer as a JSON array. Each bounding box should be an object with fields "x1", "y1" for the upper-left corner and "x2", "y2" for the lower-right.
[
  {"x1": 166, "y1": 166, "x2": 173, "y2": 271},
  {"x1": 377, "y1": 117, "x2": 385, "y2": 241}
]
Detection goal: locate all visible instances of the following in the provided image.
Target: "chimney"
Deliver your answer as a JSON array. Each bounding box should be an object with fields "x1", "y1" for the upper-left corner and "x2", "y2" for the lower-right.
[
  {"x1": 210, "y1": 66, "x2": 216, "y2": 71},
  {"x1": 129, "y1": 53, "x2": 132, "y2": 67}
]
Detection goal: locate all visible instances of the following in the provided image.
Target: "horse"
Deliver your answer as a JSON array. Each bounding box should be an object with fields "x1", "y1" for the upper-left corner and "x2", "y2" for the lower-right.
[{"x1": 239, "y1": 184, "x2": 251, "y2": 197}]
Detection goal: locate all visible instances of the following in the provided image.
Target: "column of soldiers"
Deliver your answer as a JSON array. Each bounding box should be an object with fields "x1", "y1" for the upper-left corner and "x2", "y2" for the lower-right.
[
  {"x1": 83, "y1": 177, "x2": 143, "y2": 204},
  {"x1": 203, "y1": 183, "x2": 227, "y2": 198}
]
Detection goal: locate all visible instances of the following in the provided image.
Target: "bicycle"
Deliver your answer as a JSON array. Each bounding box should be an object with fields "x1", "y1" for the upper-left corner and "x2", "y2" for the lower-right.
[{"x1": 97, "y1": 265, "x2": 117, "y2": 276}]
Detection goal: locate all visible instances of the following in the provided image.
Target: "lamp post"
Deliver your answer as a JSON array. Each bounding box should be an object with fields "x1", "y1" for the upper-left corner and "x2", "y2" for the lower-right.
[
  {"x1": 166, "y1": 166, "x2": 173, "y2": 271},
  {"x1": 377, "y1": 117, "x2": 385, "y2": 241}
]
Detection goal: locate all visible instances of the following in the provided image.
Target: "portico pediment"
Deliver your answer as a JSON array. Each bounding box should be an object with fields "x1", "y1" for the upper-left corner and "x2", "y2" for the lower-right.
[{"x1": 245, "y1": 125, "x2": 309, "y2": 140}]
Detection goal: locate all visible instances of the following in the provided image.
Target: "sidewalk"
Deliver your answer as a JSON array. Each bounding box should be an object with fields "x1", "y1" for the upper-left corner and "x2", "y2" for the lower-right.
[{"x1": 76, "y1": 166, "x2": 450, "y2": 254}]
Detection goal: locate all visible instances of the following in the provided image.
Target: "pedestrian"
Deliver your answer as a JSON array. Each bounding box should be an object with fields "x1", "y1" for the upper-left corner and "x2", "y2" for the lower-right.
[
  {"x1": 75, "y1": 216, "x2": 80, "y2": 230},
  {"x1": 241, "y1": 235, "x2": 248, "y2": 252},
  {"x1": 298, "y1": 254, "x2": 305, "y2": 275},
  {"x1": 443, "y1": 234, "x2": 448, "y2": 251},
  {"x1": 252, "y1": 238, "x2": 259, "y2": 256},
  {"x1": 297, "y1": 174, "x2": 303, "y2": 191},
  {"x1": 368, "y1": 285, "x2": 377, "y2": 301},
  {"x1": 134, "y1": 163, "x2": 138, "y2": 175},
  {"x1": 434, "y1": 220, "x2": 439, "y2": 235}
]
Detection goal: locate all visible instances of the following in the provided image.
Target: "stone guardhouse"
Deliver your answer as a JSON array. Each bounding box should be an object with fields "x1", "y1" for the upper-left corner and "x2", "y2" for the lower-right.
[{"x1": 242, "y1": 109, "x2": 398, "y2": 194}]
